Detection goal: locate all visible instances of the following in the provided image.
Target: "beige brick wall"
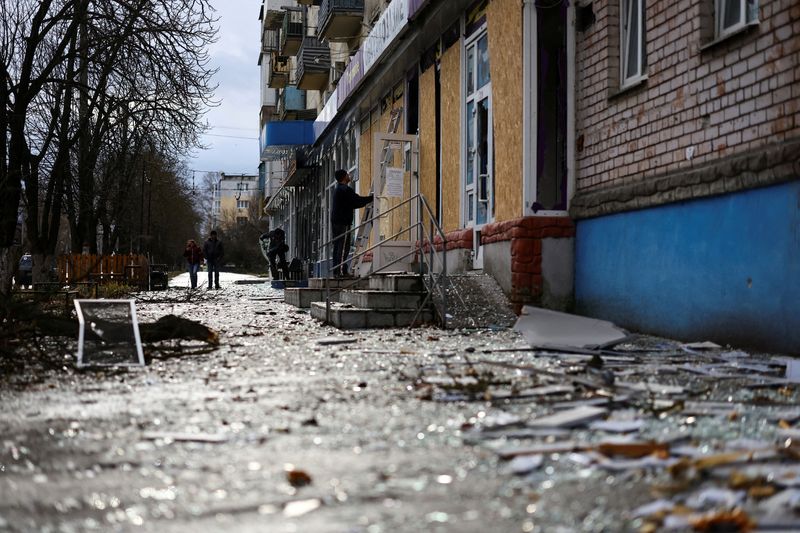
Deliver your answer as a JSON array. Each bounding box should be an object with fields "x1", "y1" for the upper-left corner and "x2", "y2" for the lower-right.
[{"x1": 574, "y1": 0, "x2": 800, "y2": 195}]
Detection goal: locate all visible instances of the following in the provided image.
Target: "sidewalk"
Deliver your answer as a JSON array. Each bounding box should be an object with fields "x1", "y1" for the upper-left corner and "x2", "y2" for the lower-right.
[{"x1": 0, "y1": 282, "x2": 797, "y2": 532}]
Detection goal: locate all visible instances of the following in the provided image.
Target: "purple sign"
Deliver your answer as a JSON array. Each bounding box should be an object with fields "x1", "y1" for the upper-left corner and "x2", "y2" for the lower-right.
[
  {"x1": 337, "y1": 48, "x2": 365, "y2": 104},
  {"x1": 408, "y1": 0, "x2": 427, "y2": 18}
]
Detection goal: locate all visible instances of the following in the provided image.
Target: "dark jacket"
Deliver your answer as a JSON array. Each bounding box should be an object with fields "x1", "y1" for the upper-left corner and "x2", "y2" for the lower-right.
[
  {"x1": 203, "y1": 238, "x2": 224, "y2": 263},
  {"x1": 331, "y1": 183, "x2": 373, "y2": 226},
  {"x1": 262, "y1": 229, "x2": 288, "y2": 254},
  {"x1": 183, "y1": 244, "x2": 203, "y2": 265}
]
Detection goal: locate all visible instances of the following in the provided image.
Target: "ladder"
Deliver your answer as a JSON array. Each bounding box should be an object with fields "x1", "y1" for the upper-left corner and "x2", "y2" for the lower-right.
[{"x1": 351, "y1": 107, "x2": 403, "y2": 276}]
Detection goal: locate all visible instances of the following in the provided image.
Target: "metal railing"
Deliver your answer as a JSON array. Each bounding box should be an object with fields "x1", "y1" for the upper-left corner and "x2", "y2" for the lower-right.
[{"x1": 321, "y1": 192, "x2": 450, "y2": 329}]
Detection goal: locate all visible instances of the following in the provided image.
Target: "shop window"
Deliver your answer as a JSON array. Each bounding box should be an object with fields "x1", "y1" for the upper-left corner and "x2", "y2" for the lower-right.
[{"x1": 463, "y1": 23, "x2": 493, "y2": 267}]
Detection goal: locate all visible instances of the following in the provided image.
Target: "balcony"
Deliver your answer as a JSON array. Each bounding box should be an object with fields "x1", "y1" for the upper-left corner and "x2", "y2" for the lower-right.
[
  {"x1": 296, "y1": 37, "x2": 330, "y2": 91},
  {"x1": 318, "y1": 0, "x2": 364, "y2": 42},
  {"x1": 280, "y1": 9, "x2": 304, "y2": 56},
  {"x1": 277, "y1": 86, "x2": 307, "y2": 120},
  {"x1": 262, "y1": 28, "x2": 279, "y2": 53},
  {"x1": 269, "y1": 54, "x2": 290, "y2": 88}
]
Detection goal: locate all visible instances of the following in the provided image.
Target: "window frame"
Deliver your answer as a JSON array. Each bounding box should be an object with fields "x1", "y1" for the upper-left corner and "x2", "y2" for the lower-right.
[
  {"x1": 620, "y1": 0, "x2": 646, "y2": 89},
  {"x1": 715, "y1": 0, "x2": 759, "y2": 40}
]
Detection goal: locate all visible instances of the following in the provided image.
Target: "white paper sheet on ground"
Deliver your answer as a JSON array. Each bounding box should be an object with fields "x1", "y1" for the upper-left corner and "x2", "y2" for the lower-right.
[
  {"x1": 507, "y1": 454, "x2": 544, "y2": 475},
  {"x1": 680, "y1": 341, "x2": 722, "y2": 350},
  {"x1": 589, "y1": 419, "x2": 645, "y2": 433},
  {"x1": 142, "y1": 431, "x2": 229, "y2": 443},
  {"x1": 759, "y1": 488, "x2": 800, "y2": 516},
  {"x1": 631, "y1": 500, "x2": 675, "y2": 518},
  {"x1": 596, "y1": 455, "x2": 679, "y2": 471},
  {"x1": 616, "y1": 381, "x2": 685, "y2": 395},
  {"x1": 528, "y1": 405, "x2": 607, "y2": 428},
  {"x1": 496, "y1": 441, "x2": 578, "y2": 459},
  {"x1": 777, "y1": 427, "x2": 800, "y2": 440},
  {"x1": 513, "y1": 306, "x2": 628, "y2": 350},
  {"x1": 783, "y1": 359, "x2": 800, "y2": 383},
  {"x1": 685, "y1": 487, "x2": 746, "y2": 510}
]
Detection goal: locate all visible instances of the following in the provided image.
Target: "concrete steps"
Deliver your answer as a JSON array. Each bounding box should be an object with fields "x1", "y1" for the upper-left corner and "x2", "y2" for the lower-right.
[
  {"x1": 284, "y1": 277, "x2": 370, "y2": 308},
  {"x1": 310, "y1": 301, "x2": 435, "y2": 329},
  {"x1": 302, "y1": 273, "x2": 436, "y2": 328},
  {"x1": 285, "y1": 288, "x2": 340, "y2": 308},
  {"x1": 339, "y1": 289, "x2": 427, "y2": 309}
]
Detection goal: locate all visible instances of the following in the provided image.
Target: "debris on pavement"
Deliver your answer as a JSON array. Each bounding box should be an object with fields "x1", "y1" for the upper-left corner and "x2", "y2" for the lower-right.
[
  {"x1": 513, "y1": 305, "x2": 630, "y2": 350},
  {"x1": 315, "y1": 336, "x2": 357, "y2": 346},
  {"x1": 285, "y1": 464, "x2": 313, "y2": 487},
  {"x1": 142, "y1": 431, "x2": 229, "y2": 443},
  {"x1": 408, "y1": 332, "x2": 800, "y2": 530}
]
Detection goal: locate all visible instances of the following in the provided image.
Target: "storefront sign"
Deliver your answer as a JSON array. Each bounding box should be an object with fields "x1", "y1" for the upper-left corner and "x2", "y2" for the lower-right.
[
  {"x1": 314, "y1": 88, "x2": 339, "y2": 140},
  {"x1": 362, "y1": 0, "x2": 409, "y2": 73},
  {"x1": 315, "y1": 0, "x2": 413, "y2": 141},
  {"x1": 337, "y1": 49, "x2": 365, "y2": 103}
]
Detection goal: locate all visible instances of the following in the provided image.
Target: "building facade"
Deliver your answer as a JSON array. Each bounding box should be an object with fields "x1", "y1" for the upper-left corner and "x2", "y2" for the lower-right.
[
  {"x1": 258, "y1": 0, "x2": 799, "y2": 353},
  {"x1": 211, "y1": 173, "x2": 261, "y2": 230}
]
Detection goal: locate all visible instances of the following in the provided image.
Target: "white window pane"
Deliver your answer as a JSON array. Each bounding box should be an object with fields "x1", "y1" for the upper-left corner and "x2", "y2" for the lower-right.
[{"x1": 477, "y1": 35, "x2": 490, "y2": 89}]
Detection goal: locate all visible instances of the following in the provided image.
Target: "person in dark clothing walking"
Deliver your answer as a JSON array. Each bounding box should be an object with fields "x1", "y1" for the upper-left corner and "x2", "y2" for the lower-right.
[
  {"x1": 260, "y1": 228, "x2": 290, "y2": 279},
  {"x1": 183, "y1": 239, "x2": 204, "y2": 289},
  {"x1": 330, "y1": 169, "x2": 373, "y2": 277},
  {"x1": 203, "y1": 230, "x2": 224, "y2": 289}
]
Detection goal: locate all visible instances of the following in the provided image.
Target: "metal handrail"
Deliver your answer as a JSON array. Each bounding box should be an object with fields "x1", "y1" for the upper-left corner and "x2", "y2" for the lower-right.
[{"x1": 321, "y1": 192, "x2": 450, "y2": 328}]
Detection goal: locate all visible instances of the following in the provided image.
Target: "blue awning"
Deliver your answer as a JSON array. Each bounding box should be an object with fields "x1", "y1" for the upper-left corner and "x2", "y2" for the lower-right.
[{"x1": 260, "y1": 120, "x2": 315, "y2": 161}]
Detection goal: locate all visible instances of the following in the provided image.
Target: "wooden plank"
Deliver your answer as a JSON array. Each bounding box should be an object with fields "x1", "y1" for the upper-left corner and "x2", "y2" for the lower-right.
[
  {"x1": 419, "y1": 67, "x2": 437, "y2": 215},
  {"x1": 487, "y1": 0, "x2": 523, "y2": 221},
  {"x1": 440, "y1": 43, "x2": 461, "y2": 233}
]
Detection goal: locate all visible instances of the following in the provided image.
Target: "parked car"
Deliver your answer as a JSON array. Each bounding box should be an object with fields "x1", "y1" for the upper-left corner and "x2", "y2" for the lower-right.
[{"x1": 15, "y1": 253, "x2": 33, "y2": 288}]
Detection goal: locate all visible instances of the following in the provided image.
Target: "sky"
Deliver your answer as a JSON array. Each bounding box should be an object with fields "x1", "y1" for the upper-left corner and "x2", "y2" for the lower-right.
[{"x1": 185, "y1": 0, "x2": 262, "y2": 177}]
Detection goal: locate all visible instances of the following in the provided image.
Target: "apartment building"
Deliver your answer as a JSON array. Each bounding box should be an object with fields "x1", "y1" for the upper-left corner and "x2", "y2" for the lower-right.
[
  {"x1": 258, "y1": 0, "x2": 799, "y2": 353},
  {"x1": 211, "y1": 173, "x2": 261, "y2": 230}
]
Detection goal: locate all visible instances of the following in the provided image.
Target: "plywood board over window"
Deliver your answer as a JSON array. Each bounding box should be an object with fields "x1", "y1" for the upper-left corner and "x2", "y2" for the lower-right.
[
  {"x1": 419, "y1": 67, "x2": 437, "y2": 215},
  {"x1": 487, "y1": 0, "x2": 523, "y2": 222},
  {"x1": 440, "y1": 43, "x2": 461, "y2": 233}
]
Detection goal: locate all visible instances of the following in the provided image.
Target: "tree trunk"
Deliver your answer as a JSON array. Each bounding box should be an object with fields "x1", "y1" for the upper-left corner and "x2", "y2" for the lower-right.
[
  {"x1": 31, "y1": 252, "x2": 56, "y2": 285},
  {"x1": 0, "y1": 246, "x2": 22, "y2": 296}
]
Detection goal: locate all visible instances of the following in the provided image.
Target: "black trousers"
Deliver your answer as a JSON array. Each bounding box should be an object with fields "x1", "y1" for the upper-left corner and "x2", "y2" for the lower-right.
[
  {"x1": 331, "y1": 224, "x2": 351, "y2": 276},
  {"x1": 267, "y1": 250, "x2": 289, "y2": 279}
]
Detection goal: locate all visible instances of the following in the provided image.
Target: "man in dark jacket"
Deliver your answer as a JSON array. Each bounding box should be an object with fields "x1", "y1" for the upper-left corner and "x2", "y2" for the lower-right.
[
  {"x1": 203, "y1": 230, "x2": 224, "y2": 289},
  {"x1": 331, "y1": 169, "x2": 373, "y2": 276},
  {"x1": 260, "y1": 228, "x2": 290, "y2": 279}
]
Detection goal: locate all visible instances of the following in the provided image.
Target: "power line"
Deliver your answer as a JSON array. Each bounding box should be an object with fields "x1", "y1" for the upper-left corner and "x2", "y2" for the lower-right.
[{"x1": 204, "y1": 133, "x2": 259, "y2": 140}]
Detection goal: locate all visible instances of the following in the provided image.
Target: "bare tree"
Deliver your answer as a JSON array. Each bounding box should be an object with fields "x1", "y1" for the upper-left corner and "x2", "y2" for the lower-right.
[{"x1": 0, "y1": 0, "x2": 218, "y2": 294}]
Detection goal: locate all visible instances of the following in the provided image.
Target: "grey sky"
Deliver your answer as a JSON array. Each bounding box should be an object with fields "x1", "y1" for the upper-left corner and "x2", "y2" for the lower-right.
[{"x1": 186, "y1": 0, "x2": 261, "y2": 176}]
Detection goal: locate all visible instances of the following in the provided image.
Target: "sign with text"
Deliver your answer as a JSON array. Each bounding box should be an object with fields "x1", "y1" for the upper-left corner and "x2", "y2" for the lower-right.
[{"x1": 384, "y1": 167, "x2": 405, "y2": 198}]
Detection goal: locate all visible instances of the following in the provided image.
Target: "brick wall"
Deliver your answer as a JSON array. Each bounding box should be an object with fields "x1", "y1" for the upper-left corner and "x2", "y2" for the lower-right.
[
  {"x1": 574, "y1": 0, "x2": 800, "y2": 210},
  {"x1": 482, "y1": 216, "x2": 575, "y2": 308}
]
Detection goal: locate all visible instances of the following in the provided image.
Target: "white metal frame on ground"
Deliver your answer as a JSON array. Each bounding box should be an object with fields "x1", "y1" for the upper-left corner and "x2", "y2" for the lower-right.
[{"x1": 74, "y1": 299, "x2": 145, "y2": 367}]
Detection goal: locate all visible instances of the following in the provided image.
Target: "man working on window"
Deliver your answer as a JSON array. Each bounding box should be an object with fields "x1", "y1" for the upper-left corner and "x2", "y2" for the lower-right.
[{"x1": 330, "y1": 169, "x2": 373, "y2": 277}]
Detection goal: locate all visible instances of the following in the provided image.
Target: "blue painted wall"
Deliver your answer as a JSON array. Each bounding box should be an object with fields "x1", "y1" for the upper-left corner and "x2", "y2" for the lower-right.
[{"x1": 575, "y1": 181, "x2": 800, "y2": 354}]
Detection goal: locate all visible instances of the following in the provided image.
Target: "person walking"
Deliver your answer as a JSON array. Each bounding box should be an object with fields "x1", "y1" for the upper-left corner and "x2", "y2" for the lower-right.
[
  {"x1": 183, "y1": 239, "x2": 204, "y2": 289},
  {"x1": 203, "y1": 230, "x2": 224, "y2": 289},
  {"x1": 330, "y1": 169, "x2": 373, "y2": 277}
]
